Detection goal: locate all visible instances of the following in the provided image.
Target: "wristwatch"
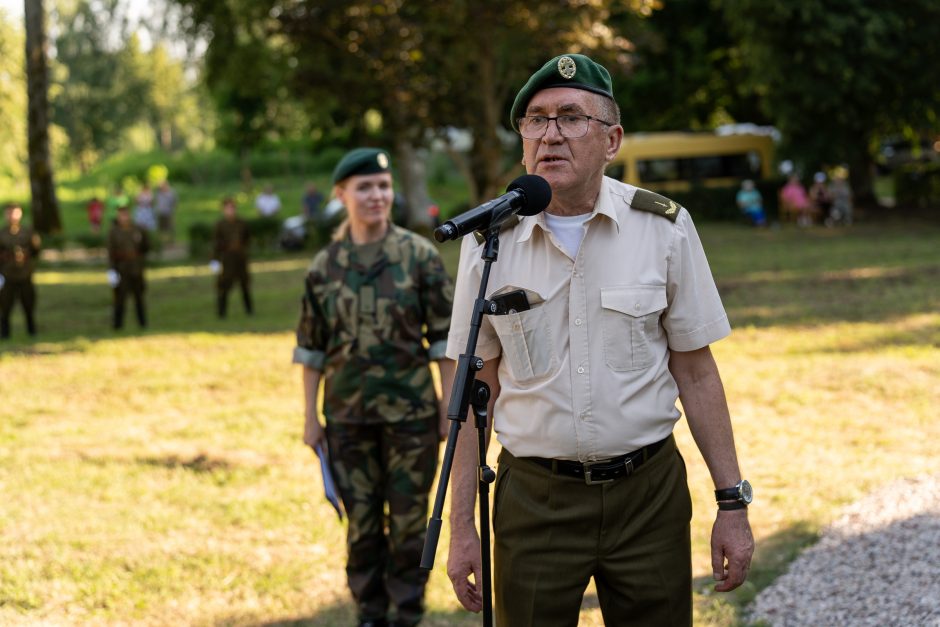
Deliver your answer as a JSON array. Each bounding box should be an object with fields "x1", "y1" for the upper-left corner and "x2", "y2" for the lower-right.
[{"x1": 715, "y1": 480, "x2": 753, "y2": 510}]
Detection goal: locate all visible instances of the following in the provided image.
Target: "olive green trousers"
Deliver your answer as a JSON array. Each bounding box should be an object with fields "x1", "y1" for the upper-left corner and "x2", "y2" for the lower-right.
[{"x1": 493, "y1": 435, "x2": 692, "y2": 626}]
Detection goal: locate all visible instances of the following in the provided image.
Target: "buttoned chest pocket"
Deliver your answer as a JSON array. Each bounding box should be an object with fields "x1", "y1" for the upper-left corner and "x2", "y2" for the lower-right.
[
  {"x1": 601, "y1": 286, "x2": 667, "y2": 372},
  {"x1": 489, "y1": 306, "x2": 558, "y2": 384}
]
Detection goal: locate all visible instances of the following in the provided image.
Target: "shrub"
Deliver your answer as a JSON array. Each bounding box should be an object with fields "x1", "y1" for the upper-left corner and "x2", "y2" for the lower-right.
[
  {"x1": 74, "y1": 233, "x2": 106, "y2": 250},
  {"x1": 188, "y1": 221, "x2": 214, "y2": 260},
  {"x1": 894, "y1": 162, "x2": 940, "y2": 211}
]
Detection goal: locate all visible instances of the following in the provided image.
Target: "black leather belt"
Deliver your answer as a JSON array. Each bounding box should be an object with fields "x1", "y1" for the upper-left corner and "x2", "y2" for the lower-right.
[{"x1": 522, "y1": 436, "x2": 669, "y2": 485}]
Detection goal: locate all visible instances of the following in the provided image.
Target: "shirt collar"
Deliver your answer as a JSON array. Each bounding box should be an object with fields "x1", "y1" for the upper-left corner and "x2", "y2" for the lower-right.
[{"x1": 516, "y1": 176, "x2": 621, "y2": 243}]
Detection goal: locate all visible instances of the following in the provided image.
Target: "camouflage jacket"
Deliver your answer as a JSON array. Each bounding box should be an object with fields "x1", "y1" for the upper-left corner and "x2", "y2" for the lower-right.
[
  {"x1": 0, "y1": 224, "x2": 41, "y2": 281},
  {"x1": 212, "y1": 217, "x2": 250, "y2": 261},
  {"x1": 108, "y1": 224, "x2": 150, "y2": 277},
  {"x1": 293, "y1": 225, "x2": 454, "y2": 424}
]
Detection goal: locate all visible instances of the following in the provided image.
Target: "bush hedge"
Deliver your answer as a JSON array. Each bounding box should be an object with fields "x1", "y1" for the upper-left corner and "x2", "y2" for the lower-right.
[{"x1": 894, "y1": 162, "x2": 940, "y2": 211}]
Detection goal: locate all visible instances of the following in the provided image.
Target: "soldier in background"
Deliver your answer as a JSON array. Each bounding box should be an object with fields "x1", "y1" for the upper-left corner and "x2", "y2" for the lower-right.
[
  {"x1": 0, "y1": 203, "x2": 41, "y2": 339},
  {"x1": 211, "y1": 197, "x2": 253, "y2": 318},
  {"x1": 292, "y1": 148, "x2": 456, "y2": 627},
  {"x1": 108, "y1": 205, "x2": 150, "y2": 330}
]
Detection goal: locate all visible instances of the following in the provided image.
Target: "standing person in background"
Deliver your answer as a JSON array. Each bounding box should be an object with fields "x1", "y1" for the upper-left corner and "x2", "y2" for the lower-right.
[
  {"x1": 155, "y1": 180, "x2": 178, "y2": 243},
  {"x1": 736, "y1": 179, "x2": 767, "y2": 227},
  {"x1": 779, "y1": 174, "x2": 813, "y2": 227},
  {"x1": 86, "y1": 196, "x2": 104, "y2": 233},
  {"x1": 211, "y1": 197, "x2": 253, "y2": 318},
  {"x1": 301, "y1": 182, "x2": 325, "y2": 222},
  {"x1": 108, "y1": 205, "x2": 150, "y2": 330},
  {"x1": 293, "y1": 148, "x2": 456, "y2": 627},
  {"x1": 809, "y1": 172, "x2": 831, "y2": 225},
  {"x1": 133, "y1": 182, "x2": 157, "y2": 232},
  {"x1": 445, "y1": 53, "x2": 753, "y2": 626},
  {"x1": 0, "y1": 203, "x2": 41, "y2": 339},
  {"x1": 826, "y1": 166, "x2": 854, "y2": 226},
  {"x1": 255, "y1": 185, "x2": 282, "y2": 218}
]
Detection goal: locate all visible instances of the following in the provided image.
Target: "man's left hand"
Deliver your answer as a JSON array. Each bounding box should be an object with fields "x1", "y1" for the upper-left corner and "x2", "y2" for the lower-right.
[{"x1": 711, "y1": 509, "x2": 754, "y2": 592}]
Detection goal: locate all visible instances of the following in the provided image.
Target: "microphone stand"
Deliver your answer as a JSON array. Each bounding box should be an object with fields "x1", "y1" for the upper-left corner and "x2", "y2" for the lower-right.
[{"x1": 421, "y1": 224, "x2": 501, "y2": 627}]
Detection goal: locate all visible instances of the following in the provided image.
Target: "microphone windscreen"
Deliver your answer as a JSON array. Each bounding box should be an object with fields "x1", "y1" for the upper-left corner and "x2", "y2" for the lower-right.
[{"x1": 507, "y1": 174, "x2": 552, "y2": 216}]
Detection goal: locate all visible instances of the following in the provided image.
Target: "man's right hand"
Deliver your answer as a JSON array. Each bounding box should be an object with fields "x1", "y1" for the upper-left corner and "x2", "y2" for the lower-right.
[
  {"x1": 447, "y1": 524, "x2": 484, "y2": 613},
  {"x1": 303, "y1": 415, "x2": 326, "y2": 454}
]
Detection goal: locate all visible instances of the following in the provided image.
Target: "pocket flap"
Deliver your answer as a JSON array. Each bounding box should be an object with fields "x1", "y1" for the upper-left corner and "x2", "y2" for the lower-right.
[{"x1": 601, "y1": 286, "x2": 667, "y2": 317}]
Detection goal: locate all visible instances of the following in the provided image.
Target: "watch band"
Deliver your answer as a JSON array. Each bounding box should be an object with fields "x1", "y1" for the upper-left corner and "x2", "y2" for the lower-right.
[
  {"x1": 714, "y1": 485, "x2": 741, "y2": 501},
  {"x1": 717, "y1": 500, "x2": 747, "y2": 511}
]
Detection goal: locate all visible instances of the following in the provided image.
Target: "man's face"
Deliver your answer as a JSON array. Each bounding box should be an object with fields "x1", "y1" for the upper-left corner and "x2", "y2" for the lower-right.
[
  {"x1": 223, "y1": 202, "x2": 237, "y2": 219},
  {"x1": 6, "y1": 207, "x2": 22, "y2": 224},
  {"x1": 521, "y1": 87, "x2": 622, "y2": 201}
]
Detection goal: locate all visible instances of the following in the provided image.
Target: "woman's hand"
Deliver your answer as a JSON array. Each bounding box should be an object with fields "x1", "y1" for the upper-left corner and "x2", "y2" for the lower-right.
[{"x1": 303, "y1": 414, "x2": 326, "y2": 454}]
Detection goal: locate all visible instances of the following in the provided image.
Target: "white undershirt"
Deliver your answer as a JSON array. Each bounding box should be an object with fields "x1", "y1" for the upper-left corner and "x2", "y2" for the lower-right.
[{"x1": 543, "y1": 212, "x2": 591, "y2": 259}]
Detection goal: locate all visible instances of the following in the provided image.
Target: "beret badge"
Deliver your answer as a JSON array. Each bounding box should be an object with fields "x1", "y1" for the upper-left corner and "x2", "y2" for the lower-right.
[
  {"x1": 377, "y1": 153, "x2": 389, "y2": 168},
  {"x1": 557, "y1": 56, "x2": 577, "y2": 79}
]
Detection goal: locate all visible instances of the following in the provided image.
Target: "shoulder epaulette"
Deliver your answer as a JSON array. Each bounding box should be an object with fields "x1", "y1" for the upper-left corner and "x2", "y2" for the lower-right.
[
  {"x1": 630, "y1": 188, "x2": 682, "y2": 223},
  {"x1": 472, "y1": 215, "x2": 521, "y2": 245}
]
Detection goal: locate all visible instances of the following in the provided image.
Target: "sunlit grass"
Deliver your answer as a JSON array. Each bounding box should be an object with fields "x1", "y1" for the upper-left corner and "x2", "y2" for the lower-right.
[{"x1": 1, "y1": 221, "x2": 938, "y2": 625}]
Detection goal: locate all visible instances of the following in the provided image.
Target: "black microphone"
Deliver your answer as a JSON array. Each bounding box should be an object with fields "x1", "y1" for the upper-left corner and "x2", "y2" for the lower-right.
[{"x1": 433, "y1": 174, "x2": 552, "y2": 242}]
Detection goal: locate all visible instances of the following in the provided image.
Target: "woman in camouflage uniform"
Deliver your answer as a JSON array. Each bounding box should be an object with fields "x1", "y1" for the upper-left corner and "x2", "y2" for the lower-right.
[{"x1": 293, "y1": 148, "x2": 455, "y2": 627}]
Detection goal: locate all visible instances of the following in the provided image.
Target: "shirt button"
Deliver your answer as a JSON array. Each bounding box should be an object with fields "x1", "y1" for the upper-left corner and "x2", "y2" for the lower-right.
[
  {"x1": 574, "y1": 318, "x2": 582, "y2": 326},
  {"x1": 634, "y1": 303, "x2": 641, "y2": 310},
  {"x1": 577, "y1": 366, "x2": 585, "y2": 374}
]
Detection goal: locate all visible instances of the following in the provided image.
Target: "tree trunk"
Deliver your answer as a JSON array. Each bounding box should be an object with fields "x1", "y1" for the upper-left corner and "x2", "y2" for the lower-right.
[
  {"x1": 393, "y1": 136, "x2": 432, "y2": 229},
  {"x1": 24, "y1": 0, "x2": 61, "y2": 234}
]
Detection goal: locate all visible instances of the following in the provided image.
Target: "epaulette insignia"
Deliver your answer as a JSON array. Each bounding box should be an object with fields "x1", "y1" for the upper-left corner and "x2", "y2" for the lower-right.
[
  {"x1": 631, "y1": 188, "x2": 682, "y2": 223},
  {"x1": 472, "y1": 215, "x2": 521, "y2": 245}
]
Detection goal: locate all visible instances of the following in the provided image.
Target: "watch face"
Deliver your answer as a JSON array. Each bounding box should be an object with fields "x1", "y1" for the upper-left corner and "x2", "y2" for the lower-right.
[{"x1": 740, "y1": 480, "x2": 753, "y2": 504}]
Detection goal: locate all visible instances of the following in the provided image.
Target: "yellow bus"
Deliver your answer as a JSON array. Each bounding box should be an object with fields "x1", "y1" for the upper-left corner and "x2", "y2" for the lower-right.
[{"x1": 607, "y1": 131, "x2": 775, "y2": 192}]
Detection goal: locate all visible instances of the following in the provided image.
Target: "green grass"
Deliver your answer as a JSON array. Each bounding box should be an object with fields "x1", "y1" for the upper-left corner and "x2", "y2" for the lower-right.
[{"x1": 1, "y1": 220, "x2": 938, "y2": 626}]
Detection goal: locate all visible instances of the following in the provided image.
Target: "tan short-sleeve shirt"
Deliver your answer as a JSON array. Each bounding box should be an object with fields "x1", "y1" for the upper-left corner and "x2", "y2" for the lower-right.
[{"x1": 445, "y1": 177, "x2": 730, "y2": 461}]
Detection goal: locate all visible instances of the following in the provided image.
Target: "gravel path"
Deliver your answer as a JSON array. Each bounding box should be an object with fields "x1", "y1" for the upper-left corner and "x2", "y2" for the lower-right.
[{"x1": 749, "y1": 474, "x2": 940, "y2": 626}]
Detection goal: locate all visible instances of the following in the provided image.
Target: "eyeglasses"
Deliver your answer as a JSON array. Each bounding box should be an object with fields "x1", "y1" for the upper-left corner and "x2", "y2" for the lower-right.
[{"x1": 516, "y1": 114, "x2": 615, "y2": 139}]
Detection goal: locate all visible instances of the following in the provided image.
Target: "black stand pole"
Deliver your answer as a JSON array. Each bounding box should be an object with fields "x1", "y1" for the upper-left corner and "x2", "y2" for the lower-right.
[{"x1": 421, "y1": 226, "x2": 500, "y2": 627}]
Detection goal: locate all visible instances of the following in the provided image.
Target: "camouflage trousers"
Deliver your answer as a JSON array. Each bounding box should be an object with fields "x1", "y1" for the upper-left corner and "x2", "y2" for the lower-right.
[{"x1": 326, "y1": 417, "x2": 439, "y2": 626}]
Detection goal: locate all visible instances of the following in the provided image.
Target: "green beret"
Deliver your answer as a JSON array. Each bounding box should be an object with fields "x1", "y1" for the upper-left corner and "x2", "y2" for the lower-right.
[
  {"x1": 510, "y1": 54, "x2": 614, "y2": 131},
  {"x1": 331, "y1": 148, "x2": 392, "y2": 185}
]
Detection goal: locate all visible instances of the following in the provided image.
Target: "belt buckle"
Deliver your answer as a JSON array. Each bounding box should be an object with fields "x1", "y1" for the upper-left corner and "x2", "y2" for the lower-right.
[{"x1": 583, "y1": 458, "x2": 634, "y2": 485}]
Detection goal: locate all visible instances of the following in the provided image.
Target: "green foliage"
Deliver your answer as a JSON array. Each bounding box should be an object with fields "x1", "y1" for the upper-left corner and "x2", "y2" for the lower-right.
[
  {"x1": 187, "y1": 221, "x2": 213, "y2": 259},
  {"x1": 0, "y1": 11, "x2": 27, "y2": 184},
  {"x1": 894, "y1": 162, "x2": 940, "y2": 212},
  {"x1": 611, "y1": 0, "x2": 766, "y2": 133},
  {"x1": 721, "y1": 0, "x2": 940, "y2": 196},
  {"x1": 50, "y1": 0, "x2": 210, "y2": 171},
  {"x1": 74, "y1": 232, "x2": 106, "y2": 249},
  {"x1": 51, "y1": 1, "x2": 153, "y2": 169},
  {"x1": 146, "y1": 164, "x2": 169, "y2": 186}
]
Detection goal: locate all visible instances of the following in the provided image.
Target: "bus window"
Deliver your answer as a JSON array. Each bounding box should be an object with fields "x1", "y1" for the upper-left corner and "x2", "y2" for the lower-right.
[{"x1": 611, "y1": 131, "x2": 775, "y2": 190}]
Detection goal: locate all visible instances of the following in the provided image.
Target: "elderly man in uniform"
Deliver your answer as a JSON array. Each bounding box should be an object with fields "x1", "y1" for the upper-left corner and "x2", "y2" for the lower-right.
[
  {"x1": 445, "y1": 54, "x2": 754, "y2": 626},
  {"x1": 108, "y1": 205, "x2": 150, "y2": 330},
  {"x1": 0, "y1": 203, "x2": 42, "y2": 339},
  {"x1": 211, "y1": 197, "x2": 253, "y2": 318}
]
